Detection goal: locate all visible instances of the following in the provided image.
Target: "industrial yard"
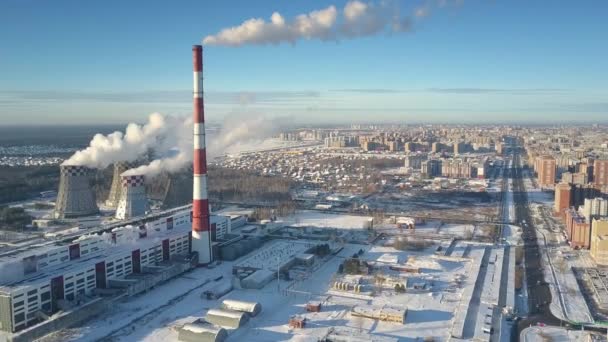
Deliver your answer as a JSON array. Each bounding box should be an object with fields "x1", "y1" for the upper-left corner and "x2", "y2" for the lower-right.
[{"x1": 21, "y1": 205, "x2": 510, "y2": 342}]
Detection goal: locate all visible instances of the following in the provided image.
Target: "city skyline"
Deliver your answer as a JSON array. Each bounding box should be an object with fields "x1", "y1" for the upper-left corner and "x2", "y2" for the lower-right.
[{"x1": 1, "y1": 0, "x2": 607, "y2": 124}]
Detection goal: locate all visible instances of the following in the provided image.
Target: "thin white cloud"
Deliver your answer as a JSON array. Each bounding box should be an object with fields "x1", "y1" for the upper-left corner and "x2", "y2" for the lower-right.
[
  {"x1": 203, "y1": 6, "x2": 338, "y2": 46},
  {"x1": 202, "y1": 0, "x2": 453, "y2": 47}
]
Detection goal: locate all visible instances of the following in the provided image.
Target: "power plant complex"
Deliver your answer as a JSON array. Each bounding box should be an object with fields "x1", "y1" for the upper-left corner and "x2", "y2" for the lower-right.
[
  {"x1": 0, "y1": 45, "x2": 220, "y2": 341},
  {"x1": 49, "y1": 46, "x2": 214, "y2": 263}
]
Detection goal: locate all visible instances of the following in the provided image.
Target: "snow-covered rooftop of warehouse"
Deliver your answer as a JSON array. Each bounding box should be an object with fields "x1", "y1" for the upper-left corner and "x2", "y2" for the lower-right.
[
  {"x1": 234, "y1": 240, "x2": 319, "y2": 271},
  {"x1": 284, "y1": 211, "x2": 373, "y2": 230}
]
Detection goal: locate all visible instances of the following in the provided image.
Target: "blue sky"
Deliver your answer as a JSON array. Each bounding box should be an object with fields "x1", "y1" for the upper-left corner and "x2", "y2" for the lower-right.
[{"x1": 0, "y1": 0, "x2": 607, "y2": 125}]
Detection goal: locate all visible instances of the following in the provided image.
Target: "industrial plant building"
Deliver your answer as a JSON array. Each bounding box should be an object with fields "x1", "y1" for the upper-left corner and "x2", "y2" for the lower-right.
[
  {"x1": 0, "y1": 205, "x2": 233, "y2": 336},
  {"x1": 0, "y1": 209, "x2": 191, "y2": 334}
]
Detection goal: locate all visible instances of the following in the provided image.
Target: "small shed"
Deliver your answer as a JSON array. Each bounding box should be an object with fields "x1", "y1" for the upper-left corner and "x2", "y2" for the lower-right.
[
  {"x1": 205, "y1": 309, "x2": 249, "y2": 329},
  {"x1": 289, "y1": 316, "x2": 306, "y2": 329},
  {"x1": 203, "y1": 282, "x2": 233, "y2": 300},
  {"x1": 241, "y1": 269, "x2": 275, "y2": 289},
  {"x1": 306, "y1": 302, "x2": 322, "y2": 312},
  {"x1": 296, "y1": 253, "x2": 315, "y2": 266}
]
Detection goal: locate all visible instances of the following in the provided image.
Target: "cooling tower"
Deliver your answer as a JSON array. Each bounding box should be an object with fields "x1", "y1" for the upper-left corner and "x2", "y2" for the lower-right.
[
  {"x1": 54, "y1": 165, "x2": 99, "y2": 219},
  {"x1": 115, "y1": 174, "x2": 149, "y2": 220},
  {"x1": 105, "y1": 161, "x2": 135, "y2": 208}
]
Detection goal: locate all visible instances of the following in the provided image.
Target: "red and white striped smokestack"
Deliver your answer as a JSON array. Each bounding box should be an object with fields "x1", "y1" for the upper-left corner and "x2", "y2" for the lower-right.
[{"x1": 191, "y1": 45, "x2": 212, "y2": 264}]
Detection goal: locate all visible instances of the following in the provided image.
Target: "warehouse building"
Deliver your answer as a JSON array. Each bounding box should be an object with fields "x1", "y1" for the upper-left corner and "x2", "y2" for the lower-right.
[
  {"x1": 220, "y1": 299, "x2": 262, "y2": 317},
  {"x1": 177, "y1": 322, "x2": 228, "y2": 342},
  {"x1": 351, "y1": 304, "x2": 407, "y2": 324},
  {"x1": 205, "y1": 308, "x2": 249, "y2": 329}
]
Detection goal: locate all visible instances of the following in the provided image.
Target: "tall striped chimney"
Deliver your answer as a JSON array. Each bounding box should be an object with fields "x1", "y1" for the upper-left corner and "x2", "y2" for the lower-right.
[{"x1": 191, "y1": 45, "x2": 212, "y2": 264}]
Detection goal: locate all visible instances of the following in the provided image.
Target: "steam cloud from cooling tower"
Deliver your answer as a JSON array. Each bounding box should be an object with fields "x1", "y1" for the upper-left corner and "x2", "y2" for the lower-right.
[
  {"x1": 203, "y1": 0, "x2": 463, "y2": 47},
  {"x1": 64, "y1": 112, "x2": 286, "y2": 177},
  {"x1": 208, "y1": 114, "x2": 289, "y2": 158},
  {"x1": 121, "y1": 115, "x2": 193, "y2": 178},
  {"x1": 63, "y1": 112, "x2": 190, "y2": 171}
]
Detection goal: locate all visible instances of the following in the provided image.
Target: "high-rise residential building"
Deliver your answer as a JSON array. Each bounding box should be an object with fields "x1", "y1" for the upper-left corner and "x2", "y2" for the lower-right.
[
  {"x1": 495, "y1": 142, "x2": 504, "y2": 155},
  {"x1": 594, "y1": 160, "x2": 608, "y2": 187},
  {"x1": 561, "y1": 172, "x2": 574, "y2": 184},
  {"x1": 591, "y1": 218, "x2": 608, "y2": 265},
  {"x1": 537, "y1": 155, "x2": 556, "y2": 187},
  {"x1": 554, "y1": 183, "x2": 572, "y2": 217},
  {"x1": 404, "y1": 153, "x2": 428, "y2": 170},
  {"x1": 454, "y1": 142, "x2": 465, "y2": 155},
  {"x1": 572, "y1": 172, "x2": 588, "y2": 185},
  {"x1": 582, "y1": 197, "x2": 608, "y2": 222},
  {"x1": 571, "y1": 184, "x2": 601, "y2": 208},
  {"x1": 564, "y1": 207, "x2": 590, "y2": 248},
  {"x1": 421, "y1": 159, "x2": 442, "y2": 178},
  {"x1": 440, "y1": 159, "x2": 477, "y2": 178}
]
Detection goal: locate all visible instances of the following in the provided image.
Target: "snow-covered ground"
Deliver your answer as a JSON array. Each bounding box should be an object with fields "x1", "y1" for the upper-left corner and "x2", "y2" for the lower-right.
[
  {"x1": 520, "y1": 326, "x2": 592, "y2": 342},
  {"x1": 380, "y1": 219, "x2": 476, "y2": 239},
  {"x1": 287, "y1": 211, "x2": 372, "y2": 230}
]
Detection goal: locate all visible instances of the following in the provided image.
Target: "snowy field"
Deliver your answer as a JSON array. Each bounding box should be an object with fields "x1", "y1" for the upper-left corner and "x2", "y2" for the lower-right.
[
  {"x1": 286, "y1": 211, "x2": 477, "y2": 240},
  {"x1": 287, "y1": 211, "x2": 372, "y2": 230},
  {"x1": 520, "y1": 326, "x2": 592, "y2": 341}
]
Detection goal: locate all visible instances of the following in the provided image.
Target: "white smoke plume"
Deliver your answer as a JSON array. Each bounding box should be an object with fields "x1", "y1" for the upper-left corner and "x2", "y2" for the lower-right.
[
  {"x1": 123, "y1": 113, "x2": 288, "y2": 176},
  {"x1": 208, "y1": 113, "x2": 291, "y2": 158},
  {"x1": 122, "y1": 115, "x2": 193, "y2": 178},
  {"x1": 63, "y1": 113, "x2": 189, "y2": 170},
  {"x1": 203, "y1": 0, "x2": 461, "y2": 46}
]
